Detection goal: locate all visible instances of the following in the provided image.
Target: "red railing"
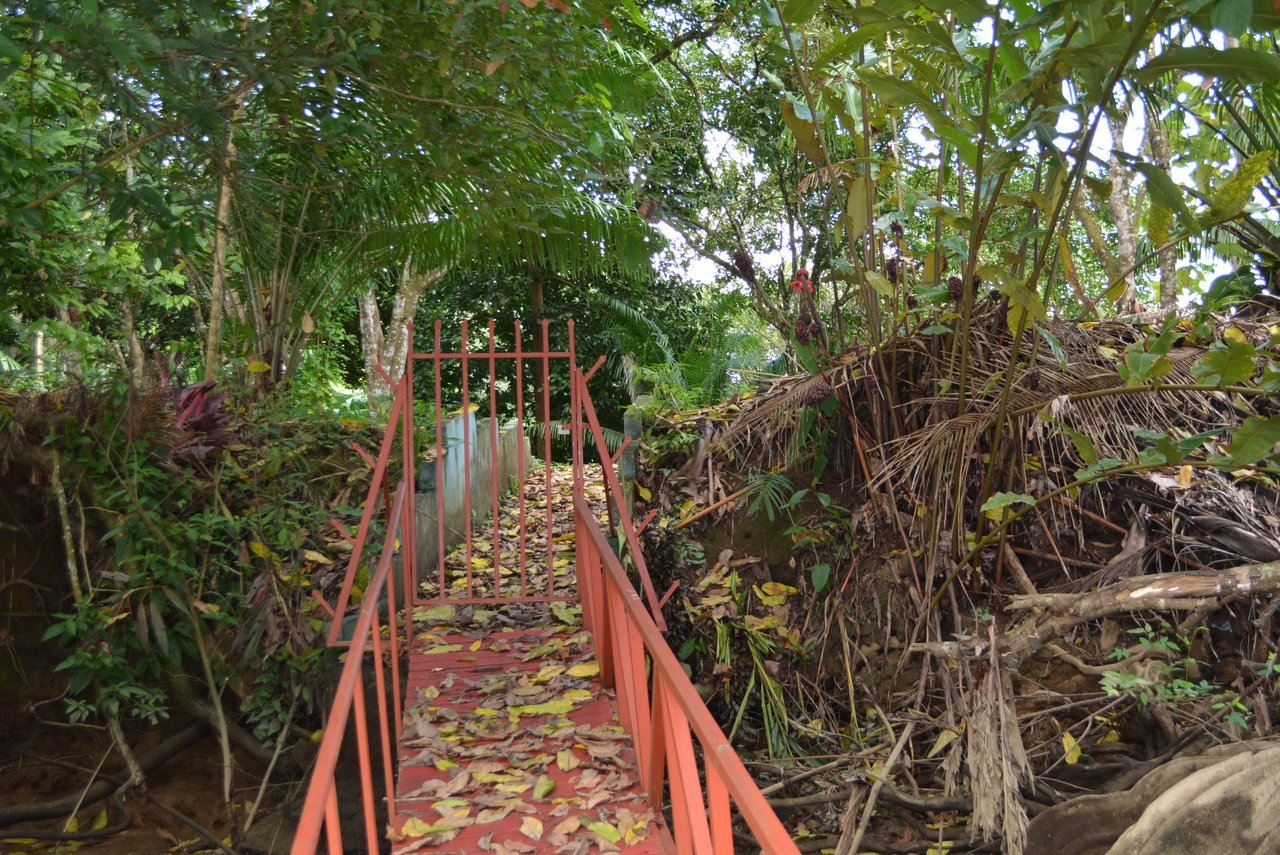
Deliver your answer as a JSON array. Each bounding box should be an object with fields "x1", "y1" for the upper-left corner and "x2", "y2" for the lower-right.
[
  {"x1": 572, "y1": 365, "x2": 801, "y2": 855},
  {"x1": 291, "y1": 321, "x2": 799, "y2": 854},
  {"x1": 292, "y1": 371, "x2": 415, "y2": 855}
]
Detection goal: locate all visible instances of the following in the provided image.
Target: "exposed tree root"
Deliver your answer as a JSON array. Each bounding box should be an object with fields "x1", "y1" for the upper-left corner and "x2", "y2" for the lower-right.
[
  {"x1": 0, "y1": 721, "x2": 209, "y2": 828},
  {"x1": 0, "y1": 807, "x2": 133, "y2": 841}
]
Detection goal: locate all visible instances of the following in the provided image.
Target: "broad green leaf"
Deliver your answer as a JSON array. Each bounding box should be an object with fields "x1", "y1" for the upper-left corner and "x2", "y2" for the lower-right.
[
  {"x1": 865, "y1": 270, "x2": 894, "y2": 297},
  {"x1": 1210, "y1": 0, "x2": 1253, "y2": 37},
  {"x1": 980, "y1": 492, "x2": 1035, "y2": 521},
  {"x1": 1137, "y1": 47, "x2": 1280, "y2": 86},
  {"x1": 1061, "y1": 426, "x2": 1098, "y2": 464},
  {"x1": 1261, "y1": 363, "x2": 1280, "y2": 394},
  {"x1": 781, "y1": 0, "x2": 822, "y2": 25},
  {"x1": 809, "y1": 563, "x2": 830, "y2": 592},
  {"x1": 857, "y1": 71, "x2": 950, "y2": 131},
  {"x1": 995, "y1": 279, "x2": 1046, "y2": 334},
  {"x1": 1226, "y1": 416, "x2": 1280, "y2": 465},
  {"x1": 1191, "y1": 328, "x2": 1257, "y2": 386},
  {"x1": 845, "y1": 175, "x2": 871, "y2": 240},
  {"x1": 1130, "y1": 162, "x2": 1190, "y2": 222},
  {"x1": 781, "y1": 99, "x2": 825, "y2": 164},
  {"x1": 1037, "y1": 323, "x2": 1069, "y2": 369},
  {"x1": 1206, "y1": 151, "x2": 1272, "y2": 224}
]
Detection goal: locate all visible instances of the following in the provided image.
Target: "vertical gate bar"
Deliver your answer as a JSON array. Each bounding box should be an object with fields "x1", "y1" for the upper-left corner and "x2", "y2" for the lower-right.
[
  {"x1": 625, "y1": 620, "x2": 651, "y2": 759},
  {"x1": 541, "y1": 317, "x2": 553, "y2": 596},
  {"x1": 433, "y1": 321, "x2": 445, "y2": 600},
  {"x1": 574, "y1": 501, "x2": 593, "y2": 634},
  {"x1": 352, "y1": 667, "x2": 380, "y2": 855},
  {"x1": 370, "y1": 607, "x2": 397, "y2": 822},
  {"x1": 324, "y1": 783, "x2": 343, "y2": 855},
  {"x1": 514, "y1": 319, "x2": 528, "y2": 596},
  {"x1": 664, "y1": 699, "x2": 714, "y2": 853},
  {"x1": 386, "y1": 517, "x2": 404, "y2": 744},
  {"x1": 707, "y1": 760, "x2": 732, "y2": 854},
  {"x1": 404, "y1": 324, "x2": 417, "y2": 608},
  {"x1": 567, "y1": 320, "x2": 582, "y2": 516},
  {"x1": 646, "y1": 676, "x2": 668, "y2": 804},
  {"x1": 595, "y1": 550, "x2": 615, "y2": 687},
  {"x1": 488, "y1": 321, "x2": 501, "y2": 597},
  {"x1": 460, "y1": 320, "x2": 473, "y2": 598}
]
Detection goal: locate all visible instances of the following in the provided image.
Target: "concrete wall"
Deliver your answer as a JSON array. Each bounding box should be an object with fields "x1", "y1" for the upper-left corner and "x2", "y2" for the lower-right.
[{"x1": 414, "y1": 410, "x2": 531, "y2": 587}]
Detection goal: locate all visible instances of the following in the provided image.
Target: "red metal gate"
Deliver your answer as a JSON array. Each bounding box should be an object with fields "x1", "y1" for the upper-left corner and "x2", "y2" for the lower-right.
[{"x1": 409, "y1": 318, "x2": 582, "y2": 605}]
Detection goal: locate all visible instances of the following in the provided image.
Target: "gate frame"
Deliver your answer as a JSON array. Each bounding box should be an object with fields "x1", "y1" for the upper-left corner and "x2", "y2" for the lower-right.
[{"x1": 407, "y1": 318, "x2": 583, "y2": 607}]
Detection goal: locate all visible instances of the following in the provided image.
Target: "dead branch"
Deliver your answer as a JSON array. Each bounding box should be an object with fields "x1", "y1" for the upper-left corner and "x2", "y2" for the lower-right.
[{"x1": 922, "y1": 562, "x2": 1280, "y2": 668}]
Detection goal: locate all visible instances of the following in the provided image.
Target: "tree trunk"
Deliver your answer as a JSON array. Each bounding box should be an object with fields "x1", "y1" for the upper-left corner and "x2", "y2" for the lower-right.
[
  {"x1": 529, "y1": 271, "x2": 547, "y2": 428},
  {"x1": 203, "y1": 129, "x2": 236, "y2": 382},
  {"x1": 1104, "y1": 109, "x2": 1140, "y2": 312},
  {"x1": 123, "y1": 292, "x2": 145, "y2": 381},
  {"x1": 358, "y1": 263, "x2": 446, "y2": 412},
  {"x1": 1146, "y1": 104, "x2": 1179, "y2": 310}
]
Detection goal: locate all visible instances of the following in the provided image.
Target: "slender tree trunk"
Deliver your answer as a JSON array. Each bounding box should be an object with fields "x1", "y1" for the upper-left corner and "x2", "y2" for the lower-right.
[
  {"x1": 203, "y1": 131, "x2": 236, "y2": 382},
  {"x1": 32, "y1": 328, "x2": 44, "y2": 383},
  {"x1": 529, "y1": 271, "x2": 547, "y2": 427},
  {"x1": 55, "y1": 305, "x2": 81, "y2": 380},
  {"x1": 358, "y1": 263, "x2": 446, "y2": 412},
  {"x1": 123, "y1": 293, "x2": 145, "y2": 381},
  {"x1": 1146, "y1": 104, "x2": 1178, "y2": 310},
  {"x1": 1105, "y1": 109, "x2": 1140, "y2": 312}
]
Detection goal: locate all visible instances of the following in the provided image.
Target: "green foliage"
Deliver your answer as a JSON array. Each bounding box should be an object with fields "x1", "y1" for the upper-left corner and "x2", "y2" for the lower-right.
[{"x1": 37, "y1": 379, "x2": 379, "y2": 739}]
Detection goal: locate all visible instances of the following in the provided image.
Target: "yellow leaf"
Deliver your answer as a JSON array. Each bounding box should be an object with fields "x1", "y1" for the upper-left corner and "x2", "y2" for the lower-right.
[
  {"x1": 89, "y1": 809, "x2": 108, "y2": 831},
  {"x1": 474, "y1": 707, "x2": 501, "y2": 717},
  {"x1": 566, "y1": 661, "x2": 599, "y2": 679},
  {"x1": 623, "y1": 817, "x2": 649, "y2": 844},
  {"x1": 421, "y1": 685, "x2": 440, "y2": 701},
  {"x1": 470, "y1": 640, "x2": 482, "y2": 651},
  {"x1": 1062, "y1": 732, "x2": 1082, "y2": 765},
  {"x1": 533, "y1": 664, "x2": 567, "y2": 683},
  {"x1": 1098, "y1": 729, "x2": 1122, "y2": 745},
  {"x1": 927, "y1": 726, "x2": 961, "y2": 758},
  {"x1": 419, "y1": 604, "x2": 456, "y2": 621},
  {"x1": 247, "y1": 360, "x2": 271, "y2": 373},
  {"x1": 64, "y1": 814, "x2": 79, "y2": 833},
  {"x1": 422, "y1": 644, "x2": 463, "y2": 655},
  {"x1": 400, "y1": 817, "x2": 465, "y2": 838},
  {"x1": 1224, "y1": 326, "x2": 1250, "y2": 347},
  {"x1": 587, "y1": 819, "x2": 622, "y2": 843},
  {"x1": 563, "y1": 689, "x2": 592, "y2": 702},
  {"x1": 1178, "y1": 465, "x2": 1194, "y2": 488},
  {"x1": 520, "y1": 817, "x2": 544, "y2": 841},
  {"x1": 510, "y1": 698, "x2": 576, "y2": 718},
  {"x1": 249, "y1": 541, "x2": 273, "y2": 558},
  {"x1": 434, "y1": 758, "x2": 459, "y2": 772},
  {"x1": 556, "y1": 749, "x2": 580, "y2": 771},
  {"x1": 303, "y1": 550, "x2": 329, "y2": 563},
  {"x1": 636, "y1": 484, "x2": 652, "y2": 501},
  {"x1": 533, "y1": 775, "x2": 555, "y2": 800}
]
